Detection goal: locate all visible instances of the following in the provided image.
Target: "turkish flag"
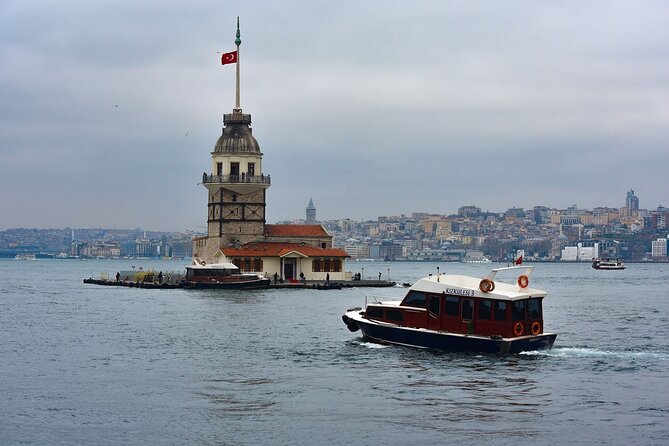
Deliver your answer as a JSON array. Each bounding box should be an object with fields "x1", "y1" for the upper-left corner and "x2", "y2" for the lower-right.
[{"x1": 221, "y1": 51, "x2": 237, "y2": 65}]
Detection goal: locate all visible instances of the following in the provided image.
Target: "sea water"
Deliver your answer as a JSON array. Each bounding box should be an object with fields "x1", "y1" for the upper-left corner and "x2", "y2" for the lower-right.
[{"x1": 1, "y1": 259, "x2": 668, "y2": 445}]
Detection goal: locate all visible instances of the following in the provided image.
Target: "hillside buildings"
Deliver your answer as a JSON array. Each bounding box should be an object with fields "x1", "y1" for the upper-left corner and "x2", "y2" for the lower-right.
[
  {"x1": 318, "y1": 193, "x2": 669, "y2": 263},
  {"x1": 2, "y1": 196, "x2": 667, "y2": 262}
]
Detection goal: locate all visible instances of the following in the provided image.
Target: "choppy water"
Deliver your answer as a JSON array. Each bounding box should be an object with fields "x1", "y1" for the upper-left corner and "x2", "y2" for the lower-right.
[{"x1": 1, "y1": 259, "x2": 668, "y2": 445}]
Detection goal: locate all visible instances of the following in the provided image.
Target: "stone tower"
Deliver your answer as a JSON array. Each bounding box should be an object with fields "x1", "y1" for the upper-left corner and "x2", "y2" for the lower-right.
[
  {"x1": 195, "y1": 18, "x2": 271, "y2": 263},
  {"x1": 306, "y1": 198, "x2": 316, "y2": 225}
]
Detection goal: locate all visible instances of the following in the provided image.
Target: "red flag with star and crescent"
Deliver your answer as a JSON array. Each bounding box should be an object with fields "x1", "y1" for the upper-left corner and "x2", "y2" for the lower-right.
[{"x1": 221, "y1": 51, "x2": 237, "y2": 65}]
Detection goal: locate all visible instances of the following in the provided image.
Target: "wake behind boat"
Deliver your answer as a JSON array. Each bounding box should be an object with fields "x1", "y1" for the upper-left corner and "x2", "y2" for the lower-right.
[{"x1": 342, "y1": 266, "x2": 557, "y2": 354}]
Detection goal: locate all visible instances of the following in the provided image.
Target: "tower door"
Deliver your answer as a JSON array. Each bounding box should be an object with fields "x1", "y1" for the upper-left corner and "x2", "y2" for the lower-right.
[{"x1": 283, "y1": 259, "x2": 296, "y2": 281}]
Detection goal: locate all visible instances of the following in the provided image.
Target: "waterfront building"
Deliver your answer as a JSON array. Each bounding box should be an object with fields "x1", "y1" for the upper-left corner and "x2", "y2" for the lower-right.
[
  {"x1": 561, "y1": 242, "x2": 599, "y2": 261},
  {"x1": 191, "y1": 20, "x2": 349, "y2": 281},
  {"x1": 651, "y1": 236, "x2": 667, "y2": 258}
]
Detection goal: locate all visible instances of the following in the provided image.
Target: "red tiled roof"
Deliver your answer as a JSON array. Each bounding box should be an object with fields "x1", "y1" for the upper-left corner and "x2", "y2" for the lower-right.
[
  {"x1": 264, "y1": 224, "x2": 329, "y2": 237},
  {"x1": 223, "y1": 242, "x2": 349, "y2": 258}
]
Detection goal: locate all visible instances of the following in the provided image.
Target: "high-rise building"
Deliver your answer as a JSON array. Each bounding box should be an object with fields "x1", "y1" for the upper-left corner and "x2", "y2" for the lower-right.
[{"x1": 626, "y1": 190, "x2": 639, "y2": 212}]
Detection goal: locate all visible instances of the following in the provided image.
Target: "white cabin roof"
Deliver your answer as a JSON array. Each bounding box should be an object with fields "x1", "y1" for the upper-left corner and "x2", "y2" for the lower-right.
[
  {"x1": 409, "y1": 272, "x2": 547, "y2": 301},
  {"x1": 186, "y1": 262, "x2": 239, "y2": 270}
]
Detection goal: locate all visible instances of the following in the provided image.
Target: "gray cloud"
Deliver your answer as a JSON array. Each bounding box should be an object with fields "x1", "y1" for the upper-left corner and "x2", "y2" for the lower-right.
[{"x1": 1, "y1": 0, "x2": 667, "y2": 230}]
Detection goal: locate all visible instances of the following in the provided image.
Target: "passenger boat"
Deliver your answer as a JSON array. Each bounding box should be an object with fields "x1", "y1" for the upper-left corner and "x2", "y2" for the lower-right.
[
  {"x1": 14, "y1": 254, "x2": 37, "y2": 260},
  {"x1": 591, "y1": 258, "x2": 626, "y2": 270},
  {"x1": 342, "y1": 266, "x2": 557, "y2": 354},
  {"x1": 182, "y1": 260, "x2": 270, "y2": 289}
]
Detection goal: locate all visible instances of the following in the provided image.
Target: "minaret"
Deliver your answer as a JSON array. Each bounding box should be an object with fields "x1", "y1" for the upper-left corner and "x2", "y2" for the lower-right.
[
  {"x1": 306, "y1": 198, "x2": 316, "y2": 225},
  {"x1": 196, "y1": 18, "x2": 271, "y2": 262}
]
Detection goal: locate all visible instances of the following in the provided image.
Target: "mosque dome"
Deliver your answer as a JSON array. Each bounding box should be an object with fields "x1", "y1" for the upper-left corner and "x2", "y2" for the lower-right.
[{"x1": 214, "y1": 112, "x2": 261, "y2": 154}]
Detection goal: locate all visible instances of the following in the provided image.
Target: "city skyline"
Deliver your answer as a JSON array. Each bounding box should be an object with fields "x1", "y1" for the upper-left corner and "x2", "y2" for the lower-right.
[
  {"x1": 2, "y1": 1, "x2": 668, "y2": 231},
  {"x1": 0, "y1": 193, "x2": 664, "y2": 232}
]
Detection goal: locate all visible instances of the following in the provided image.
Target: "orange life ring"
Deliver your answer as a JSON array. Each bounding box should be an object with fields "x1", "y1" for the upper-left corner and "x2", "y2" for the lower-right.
[
  {"x1": 531, "y1": 321, "x2": 541, "y2": 335},
  {"x1": 513, "y1": 322, "x2": 524, "y2": 337},
  {"x1": 479, "y1": 279, "x2": 495, "y2": 293},
  {"x1": 517, "y1": 275, "x2": 529, "y2": 288}
]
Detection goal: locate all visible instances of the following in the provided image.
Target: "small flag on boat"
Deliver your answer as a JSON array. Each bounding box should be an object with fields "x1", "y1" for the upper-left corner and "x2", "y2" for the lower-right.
[
  {"x1": 221, "y1": 51, "x2": 237, "y2": 65},
  {"x1": 515, "y1": 250, "x2": 524, "y2": 265}
]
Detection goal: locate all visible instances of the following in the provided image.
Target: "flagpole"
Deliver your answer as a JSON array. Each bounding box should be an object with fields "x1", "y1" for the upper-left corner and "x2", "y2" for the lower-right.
[{"x1": 234, "y1": 16, "x2": 241, "y2": 112}]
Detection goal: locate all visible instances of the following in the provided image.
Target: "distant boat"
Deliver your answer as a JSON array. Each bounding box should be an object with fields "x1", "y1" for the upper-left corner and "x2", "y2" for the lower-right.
[
  {"x1": 462, "y1": 258, "x2": 492, "y2": 263},
  {"x1": 14, "y1": 254, "x2": 36, "y2": 260},
  {"x1": 592, "y1": 259, "x2": 626, "y2": 270}
]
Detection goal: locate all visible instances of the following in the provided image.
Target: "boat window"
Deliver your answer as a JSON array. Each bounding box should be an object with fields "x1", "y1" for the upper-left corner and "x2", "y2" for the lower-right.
[
  {"x1": 386, "y1": 309, "x2": 403, "y2": 322},
  {"x1": 512, "y1": 300, "x2": 527, "y2": 321},
  {"x1": 402, "y1": 291, "x2": 427, "y2": 308},
  {"x1": 428, "y1": 295, "x2": 440, "y2": 315},
  {"x1": 445, "y1": 296, "x2": 460, "y2": 316},
  {"x1": 494, "y1": 301, "x2": 507, "y2": 321},
  {"x1": 478, "y1": 299, "x2": 492, "y2": 320},
  {"x1": 529, "y1": 298, "x2": 541, "y2": 319},
  {"x1": 366, "y1": 307, "x2": 383, "y2": 318},
  {"x1": 462, "y1": 299, "x2": 474, "y2": 320}
]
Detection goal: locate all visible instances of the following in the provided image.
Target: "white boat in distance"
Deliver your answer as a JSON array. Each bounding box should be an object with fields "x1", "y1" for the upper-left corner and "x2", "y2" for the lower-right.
[{"x1": 592, "y1": 259, "x2": 626, "y2": 270}]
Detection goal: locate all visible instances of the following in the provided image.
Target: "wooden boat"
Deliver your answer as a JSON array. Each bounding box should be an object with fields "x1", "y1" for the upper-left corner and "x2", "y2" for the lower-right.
[
  {"x1": 182, "y1": 261, "x2": 270, "y2": 289},
  {"x1": 342, "y1": 266, "x2": 556, "y2": 354}
]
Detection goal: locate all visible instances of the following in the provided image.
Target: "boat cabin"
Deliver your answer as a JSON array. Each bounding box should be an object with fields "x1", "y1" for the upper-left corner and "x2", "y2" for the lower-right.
[
  {"x1": 363, "y1": 268, "x2": 546, "y2": 338},
  {"x1": 186, "y1": 262, "x2": 255, "y2": 282}
]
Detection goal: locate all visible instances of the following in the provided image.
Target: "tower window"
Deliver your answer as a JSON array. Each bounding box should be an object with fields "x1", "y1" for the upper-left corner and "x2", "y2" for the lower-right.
[
  {"x1": 248, "y1": 163, "x2": 255, "y2": 176},
  {"x1": 217, "y1": 162, "x2": 223, "y2": 176},
  {"x1": 230, "y1": 162, "x2": 240, "y2": 178}
]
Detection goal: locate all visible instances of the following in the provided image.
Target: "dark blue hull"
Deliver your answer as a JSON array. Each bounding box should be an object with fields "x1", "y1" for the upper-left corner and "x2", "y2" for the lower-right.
[
  {"x1": 344, "y1": 314, "x2": 556, "y2": 354},
  {"x1": 182, "y1": 278, "x2": 270, "y2": 290}
]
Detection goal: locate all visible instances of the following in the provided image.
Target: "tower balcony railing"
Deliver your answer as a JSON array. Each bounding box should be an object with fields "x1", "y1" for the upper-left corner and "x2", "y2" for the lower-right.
[{"x1": 202, "y1": 173, "x2": 271, "y2": 185}]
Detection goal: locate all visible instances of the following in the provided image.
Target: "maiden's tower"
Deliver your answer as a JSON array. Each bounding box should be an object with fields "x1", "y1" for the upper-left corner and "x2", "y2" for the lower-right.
[{"x1": 193, "y1": 19, "x2": 349, "y2": 282}]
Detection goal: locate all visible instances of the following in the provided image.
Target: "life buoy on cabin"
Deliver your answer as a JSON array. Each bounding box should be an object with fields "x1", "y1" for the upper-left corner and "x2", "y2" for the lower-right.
[
  {"x1": 479, "y1": 279, "x2": 495, "y2": 293},
  {"x1": 517, "y1": 275, "x2": 529, "y2": 288},
  {"x1": 513, "y1": 322, "x2": 524, "y2": 337},
  {"x1": 531, "y1": 321, "x2": 541, "y2": 335}
]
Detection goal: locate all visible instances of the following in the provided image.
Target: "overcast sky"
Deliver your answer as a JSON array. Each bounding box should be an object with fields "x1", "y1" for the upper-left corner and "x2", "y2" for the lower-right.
[{"x1": 1, "y1": 1, "x2": 668, "y2": 231}]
